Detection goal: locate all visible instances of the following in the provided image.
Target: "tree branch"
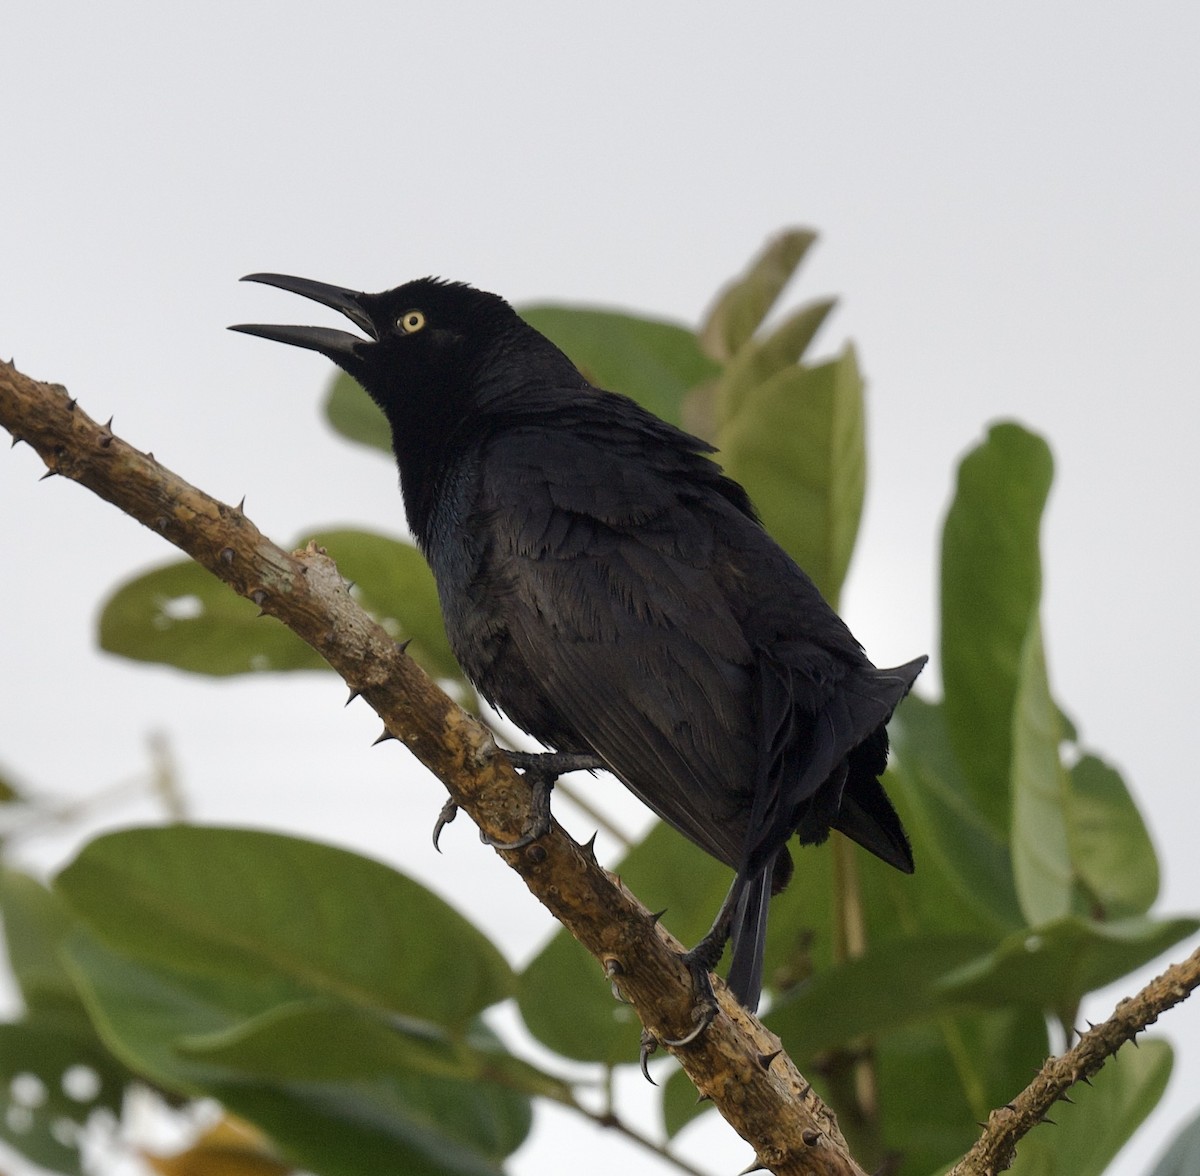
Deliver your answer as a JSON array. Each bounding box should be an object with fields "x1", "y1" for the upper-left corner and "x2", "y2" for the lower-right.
[
  {"x1": 951, "y1": 944, "x2": 1200, "y2": 1175},
  {"x1": 0, "y1": 359, "x2": 866, "y2": 1175}
]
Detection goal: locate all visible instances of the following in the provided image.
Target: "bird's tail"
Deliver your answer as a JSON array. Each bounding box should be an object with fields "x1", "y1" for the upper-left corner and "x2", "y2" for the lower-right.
[{"x1": 725, "y1": 858, "x2": 776, "y2": 1012}]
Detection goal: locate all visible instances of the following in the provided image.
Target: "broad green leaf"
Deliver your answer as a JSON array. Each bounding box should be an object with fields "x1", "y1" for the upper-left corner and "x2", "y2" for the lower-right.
[
  {"x1": 181, "y1": 1002, "x2": 539, "y2": 1160},
  {"x1": 716, "y1": 297, "x2": 837, "y2": 427},
  {"x1": 1011, "y1": 619, "x2": 1074, "y2": 925},
  {"x1": 0, "y1": 868, "x2": 84, "y2": 1016},
  {"x1": 325, "y1": 370, "x2": 391, "y2": 453},
  {"x1": 178, "y1": 998, "x2": 570, "y2": 1103},
  {"x1": 719, "y1": 348, "x2": 865, "y2": 605},
  {"x1": 941, "y1": 422, "x2": 1054, "y2": 834},
  {"x1": 939, "y1": 915, "x2": 1199, "y2": 1013},
  {"x1": 766, "y1": 935, "x2": 996, "y2": 1062},
  {"x1": 1007, "y1": 1039, "x2": 1172, "y2": 1176},
  {"x1": 0, "y1": 1017, "x2": 130, "y2": 1176},
  {"x1": 99, "y1": 559, "x2": 328, "y2": 675},
  {"x1": 520, "y1": 305, "x2": 719, "y2": 427},
  {"x1": 1068, "y1": 753, "x2": 1159, "y2": 919},
  {"x1": 876, "y1": 1009, "x2": 1049, "y2": 1176},
  {"x1": 887, "y1": 699, "x2": 1024, "y2": 933},
  {"x1": 98, "y1": 529, "x2": 460, "y2": 684},
  {"x1": 64, "y1": 931, "x2": 513, "y2": 1176},
  {"x1": 1147, "y1": 1107, "x2": 1200, "y2": 1176},
  {"x1": 56, "y1": 826, "x2": 512, "y2": 1030},
  {"x1": 517, "y1": 921, "x2": 643, "y2": 1065},
  {"x1": 699, "y1": 229, "x2": 818, "y2": 362}
]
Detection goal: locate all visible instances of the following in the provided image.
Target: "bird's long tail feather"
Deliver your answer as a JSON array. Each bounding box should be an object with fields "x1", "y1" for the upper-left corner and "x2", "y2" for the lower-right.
[{"x1": 725, "y1": 864, "x2": 773, "y2": 1011}]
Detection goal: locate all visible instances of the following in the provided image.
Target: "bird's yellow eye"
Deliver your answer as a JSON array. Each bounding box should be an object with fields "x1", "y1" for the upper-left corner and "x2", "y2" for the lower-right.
[{"x1": 397, "y1": 310, "x2": 426, "y2": 334}]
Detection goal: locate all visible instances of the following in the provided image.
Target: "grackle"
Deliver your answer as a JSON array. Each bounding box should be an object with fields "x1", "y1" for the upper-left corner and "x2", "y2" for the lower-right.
[{"x1": 232, "y1": 274, "x2": 926, "y2": 1015}]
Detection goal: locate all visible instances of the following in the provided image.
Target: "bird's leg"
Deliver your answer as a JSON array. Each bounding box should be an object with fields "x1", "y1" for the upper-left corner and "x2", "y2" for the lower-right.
[
  {"x1": 659, "y1": 885, "x2": 739, "y2": 1046},
  {"x1": 480, "y1": 750, "x2": 605, "y2": 851}
]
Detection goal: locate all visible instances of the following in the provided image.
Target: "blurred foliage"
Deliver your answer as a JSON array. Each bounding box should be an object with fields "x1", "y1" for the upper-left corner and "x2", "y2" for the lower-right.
[{"x1": 2, "y1": 229, "x2": 1196, "y2": 1176}]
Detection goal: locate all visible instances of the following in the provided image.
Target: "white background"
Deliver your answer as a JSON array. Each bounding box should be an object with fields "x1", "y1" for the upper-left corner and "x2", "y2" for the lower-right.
[{"x1": 2, "y1": 4, "x2": 1197, "y2": 1173}]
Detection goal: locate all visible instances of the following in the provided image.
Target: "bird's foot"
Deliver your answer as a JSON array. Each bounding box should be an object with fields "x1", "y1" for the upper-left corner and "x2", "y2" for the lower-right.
[
  {"x1": 480, "y1": 751, "x2": 603, "y2": 851},
  {"x1": 656, "y1": 937, "x2": 724, "y2": 1047}
]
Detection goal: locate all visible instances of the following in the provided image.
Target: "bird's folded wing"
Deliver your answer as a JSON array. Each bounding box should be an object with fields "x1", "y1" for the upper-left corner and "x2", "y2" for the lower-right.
[{"x1": 480, "y1": 428, "x2": 758, "y2": 867}]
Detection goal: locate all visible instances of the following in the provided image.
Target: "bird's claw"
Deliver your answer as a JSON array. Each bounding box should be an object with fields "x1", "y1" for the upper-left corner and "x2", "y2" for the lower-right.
[
  {"x1": 639, "y1": 1031, "x2": 659, "y2": 1084},
  {"x1": 431, "y1": 799, "x2": 459, "y2": 851}
]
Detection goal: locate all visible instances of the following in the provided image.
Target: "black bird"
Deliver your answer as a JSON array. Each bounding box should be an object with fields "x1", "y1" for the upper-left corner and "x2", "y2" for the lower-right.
[{"x1": 232, "y1": 274, "x2": 925, "y2": 1014}]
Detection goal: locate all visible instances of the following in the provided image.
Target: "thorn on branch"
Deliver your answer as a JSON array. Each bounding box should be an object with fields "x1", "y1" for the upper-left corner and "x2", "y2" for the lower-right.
[
  {"x1": 220, "y1": 547, "x2": 235, "y2": 564},
  {"x1": 801, "y1": 1129, "x2": 821, "y2": 1147},
  {"x1": 580, "y1": 831, "x2": 599, "y2": 862},
  {"x1": 373, "y1": 728, "x2": 397, "y2": 746},
  {"x1": 345, "y1": 687, "x2": 362, "y2": 707},
  {"x1": 757, "y1": 1050, "x2": 782, "y2": 1071}
]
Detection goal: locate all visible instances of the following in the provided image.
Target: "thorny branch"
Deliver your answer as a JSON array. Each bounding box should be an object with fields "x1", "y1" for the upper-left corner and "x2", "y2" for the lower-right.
[
  {"x1": 951, "y1": 944, "x2": 1200, "y2": 1175},
  {"x1": 3, "y1": 358, "x2": 1199, "y2": 1175}
]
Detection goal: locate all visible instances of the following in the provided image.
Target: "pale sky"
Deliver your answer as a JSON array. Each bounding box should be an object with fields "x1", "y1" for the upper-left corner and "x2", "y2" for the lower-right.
[{"x1": 3, "y1": 4, "x2": 1198, "y2": 1174}]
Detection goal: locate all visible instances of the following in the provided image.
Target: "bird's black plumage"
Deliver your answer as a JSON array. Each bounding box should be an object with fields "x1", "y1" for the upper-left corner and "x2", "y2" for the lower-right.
[{"x1": 232, "y1": 274, "x2": 926, "y2": 1011}]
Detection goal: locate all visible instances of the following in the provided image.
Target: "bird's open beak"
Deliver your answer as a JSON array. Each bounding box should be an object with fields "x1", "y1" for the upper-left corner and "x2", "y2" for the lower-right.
[{"x1": 229, "y1": 273, "x2": 376, "y2": 359}]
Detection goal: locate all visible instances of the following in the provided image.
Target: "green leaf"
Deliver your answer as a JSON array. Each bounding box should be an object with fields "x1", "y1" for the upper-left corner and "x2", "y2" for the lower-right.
[
  {"x1": 1011, "y1": 618, "x2": 1074, "y2": 925},
  {"x1": 54, "y1": 827, "x2": 537, "y2": 1176},
  {"x1": 766, "y1": 935, "x2": 996, "y2": 1062},
  {"x1": 886, "y1": 698, "x2": 1024, "y2": 933},
  {"x1": 876, "y1": 1008, "x2": 1049, "y2": 1176},
  {"x1": 99, "y1": 559, "x2": 328, "y2": 675},
  {"x1": 699, "y1": 229, "x2": 818, "y2": 362},
  {"x1": 64, "y1": 931, "x2": 513, "y2": 1176},
  {"x1": 1147, "y1": 1106, "x2": 1200, "y2": 1176},
  {"x1": 939, "y1": 915, "x2": 1199, "y2": 1012},
  {"x1": 716, "y1": 296, "x2": 837, "y2": 426},
  {"x1": 98, "y1": 529, "x2": 461, "y2": 685},
  {"x1": 718, "y1": 347, "x2": 865, "y2": 605},
  {"x1": 0, "y1": 868, "x2": 86, "y2": 1017},
  {"x1": 325, "y1": 369, "x2": 391, "y2": 453},
  {"x1": 1007, "y1": 1039, "x2": 1171, "y2": 1176},
  {"x1": 941, "y1": 422, "x2": 1054, "y2": 834},
  {"x1": 1068, "y1": 753, "x2": 1160, "y2": 919},
  {"x1": 56, "y1": 826, "x2": 513, "y2": 1030},
  {"x1": 0, "y1": 1016, "x2": 130, "y2": 1176},
  {"x1": 520, "y1": 305, "x2": 719, "y2": 427}
]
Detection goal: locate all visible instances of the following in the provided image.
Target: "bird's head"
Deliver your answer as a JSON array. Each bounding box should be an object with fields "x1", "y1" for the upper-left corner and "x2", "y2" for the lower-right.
[{"x1": 231, "y1": 273, "x2": 555, "y2": 425}]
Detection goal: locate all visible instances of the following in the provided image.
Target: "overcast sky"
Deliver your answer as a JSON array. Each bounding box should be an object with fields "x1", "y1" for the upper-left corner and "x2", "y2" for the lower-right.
[{"x1": 3, "y1": 4, "x2": 1198, "y2": 1174}]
